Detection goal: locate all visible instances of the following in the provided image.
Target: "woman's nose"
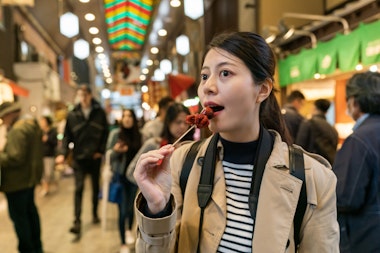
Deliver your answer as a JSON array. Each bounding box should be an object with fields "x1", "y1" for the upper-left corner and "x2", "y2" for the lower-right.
[{"x1": 201, "y1": 77, "x2": 217, "y2": 95}]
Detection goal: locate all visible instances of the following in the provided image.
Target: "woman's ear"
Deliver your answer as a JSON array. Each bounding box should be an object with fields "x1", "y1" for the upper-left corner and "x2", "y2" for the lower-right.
[{"x1": 256, "y1": 79, "x2": 273, "y2": 103}]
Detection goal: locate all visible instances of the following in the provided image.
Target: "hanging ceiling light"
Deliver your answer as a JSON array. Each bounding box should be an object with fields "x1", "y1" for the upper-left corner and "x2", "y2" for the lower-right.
[
  {"x1": 160, "y1": 59, "x2": 172, "y2": 74},
  {"x1": 60, "y1": 12, "x2": 79, "y2": 38},
  {"x1": 74, "y1": 39, "x2": 90, "y2": 60},
  {"x1": 84, "y1": 13, "x2": 95, "y2": 21},
  {"x1": 170, "y1": 0, "x2": 181, "y2": 7},
  {"x1": 153, "y1": 69, "x2": 165, "y2": 81},
  {"x1": 92, "y1": 37, "x2": 102, "y2": 45},
  {"x1": 176, "y1": 35, "x2": 190, "y2": 56},
  {"x1": 184, "y1": 0, "x2": 204, "y2": 20},
  {"x1": 89, "y1": 27, "x2": 99, "y2": 34}
]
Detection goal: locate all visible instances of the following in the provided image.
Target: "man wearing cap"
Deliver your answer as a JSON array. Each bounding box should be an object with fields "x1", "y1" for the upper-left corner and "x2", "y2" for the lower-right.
[
  {"x1": 0, "y1": 101, "x2": 44, "y2": 253},
  {"x1": 56, "y1": 85, "x2": 109, "y2": 235},
  {"x1": 333, "y1": 71, "x2": 380, "y2": 253},
  {"x1": 295, "y1": 98, "x2": 339, "y2": 165}
]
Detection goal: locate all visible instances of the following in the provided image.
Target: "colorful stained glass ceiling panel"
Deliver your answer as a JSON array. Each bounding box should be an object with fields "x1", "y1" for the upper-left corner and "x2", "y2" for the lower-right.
[{"x1": 104, "y1": 0, "x2": 154, "y2": 51}]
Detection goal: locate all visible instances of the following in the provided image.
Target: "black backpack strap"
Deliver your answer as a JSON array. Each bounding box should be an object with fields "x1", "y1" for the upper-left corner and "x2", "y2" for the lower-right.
[
  {"x1": 289, "y1": 145, "x2": 307, "y2": 251},
  {"x1": 180, "y1": 140, "x2": 203, "y2": 196},
  {"x1": 249, "y1": 126, "x2": 274, "y2": 221},
  {"x1": 196, "y1": 133, "x2": 219, "y2": 253},
  {"x1": 197, "y1": 133, "x2": 219, "y2": 208}
]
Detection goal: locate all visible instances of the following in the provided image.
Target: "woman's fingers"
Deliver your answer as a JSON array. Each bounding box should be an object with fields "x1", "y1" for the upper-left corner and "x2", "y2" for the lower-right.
[{"x1": 134, "y1": 145, "x2": 174, "y2": 178}]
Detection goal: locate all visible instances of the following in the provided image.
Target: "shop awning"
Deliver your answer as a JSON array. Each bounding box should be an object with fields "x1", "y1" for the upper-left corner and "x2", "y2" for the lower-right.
[
  {"x1": 168, "y1": 74, "x2": 195, "y2": 98},
  {"x1": 333, "y1": 31, "x2": 360, "y2": 72},
  {"x1": 278, "y1": 19, "x2": 380, "y2": 86},
  {"x1": 358, "y1": 20, "x2": 380, "y2": 66}
]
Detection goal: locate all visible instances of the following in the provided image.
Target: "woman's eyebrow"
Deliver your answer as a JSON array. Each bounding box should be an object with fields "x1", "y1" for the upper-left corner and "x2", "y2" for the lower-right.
[{"x1": 201, "y1": 61, "x2": 237, "y2": 71}]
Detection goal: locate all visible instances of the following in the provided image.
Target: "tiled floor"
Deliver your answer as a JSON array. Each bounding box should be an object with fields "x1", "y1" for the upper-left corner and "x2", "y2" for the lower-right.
[{"x1": 0, "y1": 175, "x2": 134, "y2": 253}]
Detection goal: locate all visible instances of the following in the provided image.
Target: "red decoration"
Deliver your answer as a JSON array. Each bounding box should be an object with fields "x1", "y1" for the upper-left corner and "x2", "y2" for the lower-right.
[
  {"x1": 168, "y1": 74, "x2": 195, "y2": 98},
  {"x1": 4, "y1": 78, "x2": 29, "y2": 97}
]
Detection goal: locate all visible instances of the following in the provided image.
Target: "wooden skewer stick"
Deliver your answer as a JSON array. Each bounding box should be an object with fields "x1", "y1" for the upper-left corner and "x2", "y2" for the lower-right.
[
  {"x1": 156, "y1": 108, "x2": 210, "y2": 166},
  {"x1": 172, "y1": 124, "x2": 196, "y2": 146},
  {"x1": 156, "y1": 125, "x2": 196, "y2": 166}
]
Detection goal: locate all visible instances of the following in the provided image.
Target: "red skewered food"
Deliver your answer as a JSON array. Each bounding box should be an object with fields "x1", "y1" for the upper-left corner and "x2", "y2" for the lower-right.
[
  {"x1": 156, "y1": 107, "x2": 214, "y2": 166},
  {"x1": 186, "y1": 107, "x2": 214, "y2": 128}
]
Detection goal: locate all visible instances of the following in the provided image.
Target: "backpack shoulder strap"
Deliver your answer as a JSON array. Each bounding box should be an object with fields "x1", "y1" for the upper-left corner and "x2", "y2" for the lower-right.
[
  {"x1": 289, "y1": 145, "x2": 307, "y2": 250},
  {"x1": 197, "y1": 134, "x2": 219, "y2": 208},
  {"x1": 180, "y1": 140, "x2": 203, "y2": 196}
]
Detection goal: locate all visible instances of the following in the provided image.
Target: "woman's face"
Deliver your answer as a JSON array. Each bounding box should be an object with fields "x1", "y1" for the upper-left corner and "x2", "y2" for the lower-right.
[
  {"x1": 39, "y1": 118, "x2": 48, "y2": 131},
  {"x1": 121, "y1": 110, "x2": 134, "y2": 129},
  {"x1": 198, "y1": 48, "x2": 271, "y2": 142},
  {"x1": 169, "y1": 112, "x2": 190, "y2": 140}
]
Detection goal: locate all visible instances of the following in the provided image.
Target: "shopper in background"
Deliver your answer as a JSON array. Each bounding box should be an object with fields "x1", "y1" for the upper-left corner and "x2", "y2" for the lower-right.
[
  {"x1": 106, "y1": 109, "x2": 142, "y2": 253},
  {"x1": 295, "y1": 99, "x2": 339, "y2": 165},
  {"x1": 140, "y1": 96, "x2": 174, "y2": 142},
  {"x1": 56, "y1": 85, "x2": 109, "y2": 235},
  {"x1": 126, "y1": 102, "x2": 194, "y2": 184},
  {"x1": 39, "y1": 115, "x2": 58, "y2": 196},
  {"x1": 333, "y1": 71, "x2": 380, "y2": 253},
  {"x1": 282, "y1": 90, "x2": 305, "y2": 142},
  {"x1": 133, "y1": 32, "x2": 339, "y2": 252},
  {"x1": 0, "y1": 101, "x2": 44, "y2": 253}
]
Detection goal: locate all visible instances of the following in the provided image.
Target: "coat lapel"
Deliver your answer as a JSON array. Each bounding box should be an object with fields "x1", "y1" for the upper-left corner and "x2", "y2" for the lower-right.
[{"x1": 252, "y1": 164, "x2": 303, "y2": 252}]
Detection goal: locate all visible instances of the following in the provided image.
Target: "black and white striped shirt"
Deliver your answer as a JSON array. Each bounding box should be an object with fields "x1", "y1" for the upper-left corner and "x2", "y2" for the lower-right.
[{"x1": 217, "y1": 138, "x2": 258, "y2": 253}]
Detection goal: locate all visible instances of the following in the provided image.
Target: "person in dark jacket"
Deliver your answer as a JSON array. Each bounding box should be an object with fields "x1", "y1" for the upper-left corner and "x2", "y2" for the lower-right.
[
  {"x1": 295, "y1": 99, "x2": 339, "y2": 164},
  {"x1": 56, "y1": 85, "x2": 109, "y2": 235},
  {"x1": 333, "y1": 71, "x2": 380, "y2": 253},
  {"x1": 39, "y1": 115, "x2": 58, "y2": 196},
  {"x1": 281, "y1": 90, "x2": 305, "y2": 143},
  {"x1": 0, "y1": 101, "x2": 44, "y2": 253}
]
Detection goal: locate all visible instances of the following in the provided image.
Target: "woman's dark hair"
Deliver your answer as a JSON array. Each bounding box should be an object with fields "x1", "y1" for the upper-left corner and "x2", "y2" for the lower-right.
[
  {"x1": 346, "y1": 71, "x2": 380, "y2": 114},
  {"x1": 118, "y1": 109, "x2": 142, "y2": 149},
  {"x1": 204, "y1": 31, "x2": 292, "y2": 144},
  {"x1": 77, "y1": 84, "x2": 92, "y2": 94},
  {"x1": 42, "y1": 115, "x2": 53, "y2": 127},
  {"x1": 161, "y1": 102, "x2": 194, "y2": 144}
]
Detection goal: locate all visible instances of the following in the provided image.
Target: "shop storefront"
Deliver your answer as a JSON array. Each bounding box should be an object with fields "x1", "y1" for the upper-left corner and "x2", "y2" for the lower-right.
[{"x1": 278, "y1": 19, "x2": 380, "y2": 142}]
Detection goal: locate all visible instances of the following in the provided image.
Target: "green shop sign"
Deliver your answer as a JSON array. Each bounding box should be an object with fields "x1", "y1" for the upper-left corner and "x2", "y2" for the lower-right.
[{"x1": 278, "y1": 19, "x2": 380, "y2": 87}]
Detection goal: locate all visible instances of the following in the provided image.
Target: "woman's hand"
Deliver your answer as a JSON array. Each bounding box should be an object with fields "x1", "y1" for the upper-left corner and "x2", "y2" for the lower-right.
[
  {"x1": 113, "y1": 141, "x2": 128, "y2": 153},
  {"x1": 134, "y1": 144, "x2": 175, "y2": 214}
]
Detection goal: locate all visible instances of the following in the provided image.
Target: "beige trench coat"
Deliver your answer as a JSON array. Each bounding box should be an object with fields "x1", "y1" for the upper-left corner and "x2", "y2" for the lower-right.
[{"x1": 135, "y1": 131, "x2": 339, "y2": 253}]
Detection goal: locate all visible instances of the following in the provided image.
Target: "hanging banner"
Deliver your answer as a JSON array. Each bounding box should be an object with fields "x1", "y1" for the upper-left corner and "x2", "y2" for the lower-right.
[
  {"x1": 278, "y1": 19, "x2": 380, "y2": 87},
  {"x1": 279, "y1": 54, "x2": 302, "y2": 87},
  {"x1": 278, "y1": 48, "x2": 317, "y2": 87},
  {"x1": 334, "y1": 30, "x2": 360, "y2": 72},
  {"x1": 358, "y1": 20, "x2": 380, "y2": 66},
  {"x1": 299, "y1": 48, "x2": 318, "y2": 80},
  {"x1": 314, "y1": 40, "x2": 337, "y2": 75}
]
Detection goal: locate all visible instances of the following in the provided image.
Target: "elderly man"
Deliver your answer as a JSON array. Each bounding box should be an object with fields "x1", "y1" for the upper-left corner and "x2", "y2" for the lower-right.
[
  {"x1": 0, "y1": 101, "x2": 44, "y2": 253},
  {"x1": 333, "y1": 71, "x2": 380, "y2": 253}
]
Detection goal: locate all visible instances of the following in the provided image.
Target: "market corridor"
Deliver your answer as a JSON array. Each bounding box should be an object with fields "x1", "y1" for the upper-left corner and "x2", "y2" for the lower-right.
[{"x1": 0, "y1": 174, "x2": 131, "y2": 253}]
